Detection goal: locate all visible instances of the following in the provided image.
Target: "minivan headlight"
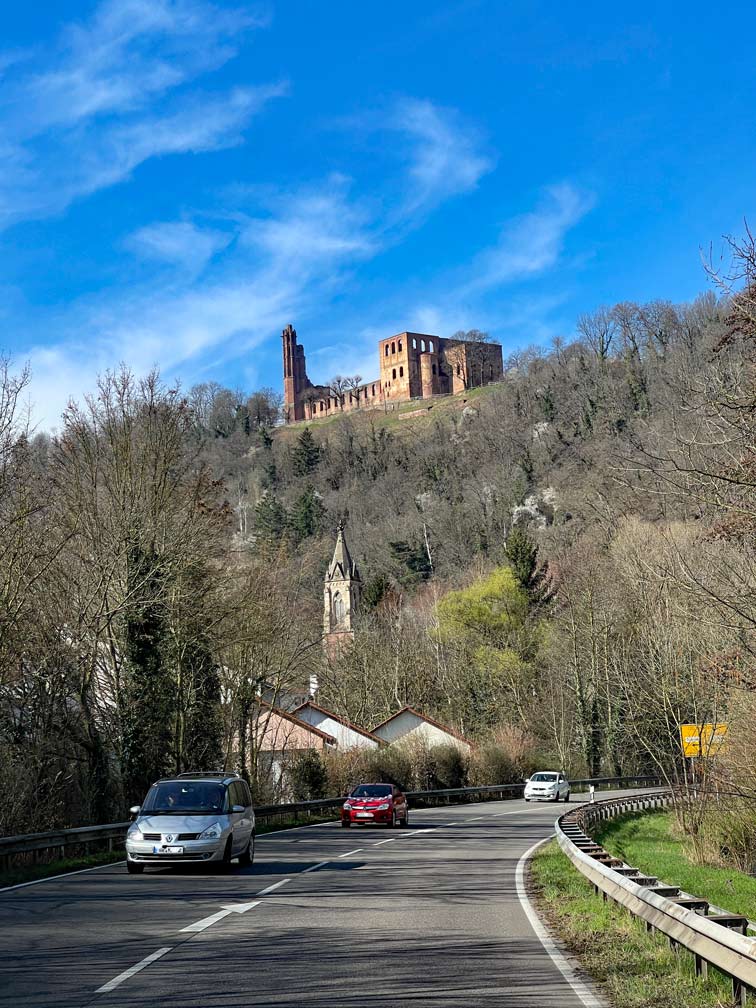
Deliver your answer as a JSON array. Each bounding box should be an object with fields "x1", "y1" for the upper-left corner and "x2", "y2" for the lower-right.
[
  {"x1": 128, "y1": 827, "x2": 143, "y2": 841},
  {"x1": 343, "y1": 802, "x2": 353, "y2": 810},
  {"x1": 376, "y1": 803, "x2": 390, "y2": 810},
  {"x1": 199, "y1": 822, "x2": 222, "y2": 840}
]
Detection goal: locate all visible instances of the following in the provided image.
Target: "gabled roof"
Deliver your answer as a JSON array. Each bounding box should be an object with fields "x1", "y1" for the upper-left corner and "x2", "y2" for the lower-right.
[
  {"x1": 254, "y1": 697, "x2": 337, "y2": 745},
  {"x1": 292, "y1": 700, "x2": 385, "y2": 744},
  {"x1": 371, "y1": 706, "x2": 473, "y2": 747},
  {"x1": 326, "y1": 523, "x2": 360, "y2": 582}
]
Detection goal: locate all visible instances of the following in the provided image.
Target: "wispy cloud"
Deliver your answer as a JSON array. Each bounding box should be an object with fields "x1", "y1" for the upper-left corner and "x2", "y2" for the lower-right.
[
  {"x1": 389, "y1": 97, "x2": 493, "y2": 217},
  {"x1": 125, "y1": 220, "x2": 233, "y2": 276},
  {"x1": 25, "y1": 178, "x2": 374, "y2": 426},
  {"x1": 0, "y1": 0, "x2": 279, "y2": 227},
  {"x1": 462, "y1": 183, "x2": 595, "y2": 295}
]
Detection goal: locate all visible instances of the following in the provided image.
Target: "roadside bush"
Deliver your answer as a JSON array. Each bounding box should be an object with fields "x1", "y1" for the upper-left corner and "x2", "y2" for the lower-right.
[
  {"x1": 426, "y1": 743, "x2": 469, "y2": 789},
  {"x1": 359, "y1": 745, "x2": 413, "y2": 790},
  {"x1": 287, "y1": 749, "x2": 329, "y2": 800}
]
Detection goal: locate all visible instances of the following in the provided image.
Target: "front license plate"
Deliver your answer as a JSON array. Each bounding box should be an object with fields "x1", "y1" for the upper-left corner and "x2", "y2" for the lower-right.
[
  {"x1": 153, "y1": 845, "x2": 184, "y2": 854},
  {"x1": 355, "y1": 812, "x2": 373, "y2": 818}
]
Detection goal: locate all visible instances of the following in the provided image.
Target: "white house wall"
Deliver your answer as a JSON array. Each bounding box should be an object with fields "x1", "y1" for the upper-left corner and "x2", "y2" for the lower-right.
[
  {"x1": 373, "y1": 712, "x2": 470, "y2": 752},
  {"x1": 297, "y1": 708, "x2": 379, "y2": 750}
]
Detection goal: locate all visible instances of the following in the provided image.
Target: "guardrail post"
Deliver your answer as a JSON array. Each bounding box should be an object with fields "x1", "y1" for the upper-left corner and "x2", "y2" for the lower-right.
[
  {"x1": 694, "y1": 954, "x2": 708, "y2": 980},
  {"x1": 733, "y1": 977, "x2": 747, "y2": 1008}
]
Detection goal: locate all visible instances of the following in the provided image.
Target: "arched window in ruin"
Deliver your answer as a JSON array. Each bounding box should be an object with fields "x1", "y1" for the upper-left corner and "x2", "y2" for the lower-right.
[
  {"x1": 432, "y1": 363, "x2": 436, "y2": 375},
  {"x1": 391, "y1": 341, "x2": 396, "y2": 353},
  {"x1": 399, "y1": 366, "x2": 404, "y2": 377},
  {"x1": 392, "y1": 368, "x2": 396, "y2": 379},
  {"x1": 420, "y1": 339, "x2": 426, "y2": 352},
  {"x1": 398, "y1": 340, "x2": 402, "y2": 352},
  {"x1": 385, "y1": 345, "x2": 389, "y2": 356},
  {"x1": 412, "y1": 338, "x2": 417, "y2": 349}
]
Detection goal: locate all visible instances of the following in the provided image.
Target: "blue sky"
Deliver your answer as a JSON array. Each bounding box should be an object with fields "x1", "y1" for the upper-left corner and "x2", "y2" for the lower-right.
[{"x1": 2, "y1": 1, "x2": 755, "y2": 425}]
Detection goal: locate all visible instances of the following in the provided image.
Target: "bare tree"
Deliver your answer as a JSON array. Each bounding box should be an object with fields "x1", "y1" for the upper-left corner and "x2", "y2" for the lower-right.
[{"x1": 577, "y1": 306, "x2": 618, "y2": 361}]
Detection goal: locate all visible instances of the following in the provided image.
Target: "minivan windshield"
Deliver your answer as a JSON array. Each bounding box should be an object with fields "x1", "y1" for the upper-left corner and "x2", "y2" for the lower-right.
[
  {"x1": 530, "y1": 773, "x2": 558, "y2": 782},
  {"x1": 351, "y1": 785, "x2": 392, "y2": 798},
  {"x1": 141, "y1": 781, "x2": 227, "y2": 815}
]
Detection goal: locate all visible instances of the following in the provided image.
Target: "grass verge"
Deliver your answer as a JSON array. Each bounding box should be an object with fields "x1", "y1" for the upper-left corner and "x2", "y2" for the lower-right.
[
  {"x1": 0, "y1": 814, "x2": 339, "y2": 889},
  {"x1": 595, "y1": 810, "x2": 756, "y2": 921},
  {"x1": 530, "y1": 840, "x2": 735, "y2": 1008}
]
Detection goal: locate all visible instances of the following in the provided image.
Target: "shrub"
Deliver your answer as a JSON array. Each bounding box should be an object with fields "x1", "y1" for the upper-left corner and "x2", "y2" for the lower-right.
[{"x1": 287, "y1": 749, "x2": 329, "y2": 800}]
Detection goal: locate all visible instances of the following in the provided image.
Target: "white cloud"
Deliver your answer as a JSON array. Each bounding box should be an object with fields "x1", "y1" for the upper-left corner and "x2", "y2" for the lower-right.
[
  {"x1": 25, "y1": 179, "x2": 375, "y2": 426},
  {"x1": 125, "y1": 220, "x2": 233, "y2": 275},
  {"x1": 463, "y1": 183, "x2": 595, "y2": 294},
  {"x1": 390, "y1": 98, "x2": 493, "y2": 217},
  {"x1": 0, "y1": 0, "x2": 279, "y2": 227}
]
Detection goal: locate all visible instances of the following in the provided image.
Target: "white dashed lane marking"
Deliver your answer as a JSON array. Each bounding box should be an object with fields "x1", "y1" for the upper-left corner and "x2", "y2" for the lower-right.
[{"x1": 95, "y1": 947, "x2": 172, "y2": 994}]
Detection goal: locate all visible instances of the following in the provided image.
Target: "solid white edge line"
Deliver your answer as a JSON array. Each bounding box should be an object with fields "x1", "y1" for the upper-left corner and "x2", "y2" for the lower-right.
[
  {"x1": 338, "y1": 848, "x2": 363, "y2": 858},
  {"x1": 257, "y1": 878, "x2": 290, "y2": 896},
  {"x1": 95, "y1": 946, "x2": 172, "y2": 994},
  {"x1": 515, "y1": 836, "x2": 606, "y2": 1008}
]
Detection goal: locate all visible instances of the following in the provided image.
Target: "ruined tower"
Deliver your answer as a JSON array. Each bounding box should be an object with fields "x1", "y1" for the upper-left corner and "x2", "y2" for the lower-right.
[
  {"x1": 281, "y1": 323, "x2": 310, "y2": 422},
  {"x1": 323, "y1": 522, "x2": 361, "y2": 656}
]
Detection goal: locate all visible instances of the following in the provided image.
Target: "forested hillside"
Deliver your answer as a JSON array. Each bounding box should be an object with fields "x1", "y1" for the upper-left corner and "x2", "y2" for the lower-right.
[{"x1": 2, "y1": 241, "x2": 754, "y2": 857}]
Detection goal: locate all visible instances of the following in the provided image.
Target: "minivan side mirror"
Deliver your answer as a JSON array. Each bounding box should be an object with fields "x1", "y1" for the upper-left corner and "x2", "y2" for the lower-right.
[
  {"x1": 232, "y1": 804, "x2": 246, "y2": 813},
  {"x1": 129, "y1": 805, "x2": 140, "y2": 817}
]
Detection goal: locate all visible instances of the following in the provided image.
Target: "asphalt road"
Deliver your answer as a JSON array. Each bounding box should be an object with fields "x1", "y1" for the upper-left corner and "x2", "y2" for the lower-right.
[{"x1": 0, "y1": 792, "x2": 629, "y2": 1008}]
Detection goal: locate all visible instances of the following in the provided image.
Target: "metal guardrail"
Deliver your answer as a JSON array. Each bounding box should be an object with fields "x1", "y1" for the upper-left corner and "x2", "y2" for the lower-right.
[
  {"x1": 556, "y1": 793, "x2": 756, "y2": 1007},
  {"x1": 0, "y1": 774, "x2": 661, "y2": 872}
]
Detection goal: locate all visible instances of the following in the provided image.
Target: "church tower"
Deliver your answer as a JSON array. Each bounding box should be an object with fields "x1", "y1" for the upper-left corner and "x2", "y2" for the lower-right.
[{"x1": 323, "y1": 522, "x2": 361, "y2": 656}]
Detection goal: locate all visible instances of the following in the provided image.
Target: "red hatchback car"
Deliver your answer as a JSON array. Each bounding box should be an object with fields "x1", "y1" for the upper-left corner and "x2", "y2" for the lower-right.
[{"x1": 341, "y1": 783, "x2": 409, "y2": 828}]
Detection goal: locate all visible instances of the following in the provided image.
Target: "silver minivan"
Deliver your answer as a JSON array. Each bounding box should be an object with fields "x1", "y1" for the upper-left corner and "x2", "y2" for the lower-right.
[{"x1": 125, "y1": 773, "x2": 255, "y2": 874}]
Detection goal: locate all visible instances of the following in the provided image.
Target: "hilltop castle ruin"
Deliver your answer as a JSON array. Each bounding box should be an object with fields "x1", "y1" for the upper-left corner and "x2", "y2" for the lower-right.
[{"x1": 282, "y1": 324, "x2": 504, "y2": 423}]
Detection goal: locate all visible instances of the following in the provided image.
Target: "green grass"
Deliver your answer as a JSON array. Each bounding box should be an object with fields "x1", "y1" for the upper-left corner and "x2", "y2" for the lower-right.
[
  {"x1": 595, "y1": 811, "x2": 756, "y2": 921},
  {"x1": 530, "y1": 841, "x2": 736, "y2": 1008},
  {"x1": 0, "y1": 814, "x2": 339, "y2": 888},
  {"x1": 279, "y1": 381, "x2": 500, "y2": 435}
]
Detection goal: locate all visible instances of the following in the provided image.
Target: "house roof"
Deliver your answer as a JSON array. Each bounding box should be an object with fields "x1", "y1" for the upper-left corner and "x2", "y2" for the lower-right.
[
  {"x1": 254, "y1": 697, "x2": 337, "y2": 745},
  {"x1": 292, "y1": 700, "x2": 385, "y2": 744},
  {"x1": 371, "y1": 706, "x2": 473, "y2": 747}
]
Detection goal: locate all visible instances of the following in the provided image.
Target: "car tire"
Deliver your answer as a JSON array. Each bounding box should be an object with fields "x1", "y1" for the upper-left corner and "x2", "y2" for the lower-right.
[
  {"x1": 238, "y1": 833, "x2": 254, "y2": 866},
  {"x1": 388, "y1": 812, "x2": 397, "y2": 828},
  {"x1": 401, "y1": 811, "x2": 409, "y2": 827},
  {"x1": 564, "y1": 791, "x2": 571, "y2": 803},
  {"x1": 127, "y1": 860, "x2": 144, "y2": 874},
  {"x1": 341, "y1": 820, "x2": 351, "y2": 828},
  {"x1": 525, "y1": 798, "x2": 530, "y2": 802},
  {"x1": 220, "y1": 837, "x2": 233, "y2": 871}
]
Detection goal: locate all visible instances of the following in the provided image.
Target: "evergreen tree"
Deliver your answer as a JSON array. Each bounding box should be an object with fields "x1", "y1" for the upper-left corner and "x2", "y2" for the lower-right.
[
  {"x1": 505, "y1": 526, "x2": 554, "y2": 609},
  {"x1": 289, "y1": 485, "x2": 326, "y2": 542},
  {"x1": 182, "y1": 640, "x2": 223, "y2": 772},
  {"x1": 389, "y1": 540, "x2": 431, "y2": 587},
  {"x1": 121, "y1": 547, "x2": 174, "y2": 801},
  {"x1": 362, "y1": 573, "x2": 390, "y2": 608},
  {"x1": 291, "y1": 428, "x2": 320, "y2": 476},
  {"x1": 254, "y1": 493, "x2": 287, "y2": 544}
]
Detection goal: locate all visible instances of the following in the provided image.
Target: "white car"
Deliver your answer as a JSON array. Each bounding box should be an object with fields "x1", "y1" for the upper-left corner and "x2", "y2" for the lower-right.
[{"x1": 524, "y1": 771, "x2": 570, "y2": 802}]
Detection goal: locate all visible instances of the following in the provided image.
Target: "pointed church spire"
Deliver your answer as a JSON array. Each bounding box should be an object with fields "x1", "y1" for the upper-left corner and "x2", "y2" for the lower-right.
[
  {"x1": 327, "y1": 521, "x2": 360, "y2": 582},
  {"x1": 323, "y1": 522, "x2": 360, "y2": 657}
]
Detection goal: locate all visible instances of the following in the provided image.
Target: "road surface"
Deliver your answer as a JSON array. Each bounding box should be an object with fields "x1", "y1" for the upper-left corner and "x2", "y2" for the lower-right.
[{"x1": 0, "y1": 792, "x2": 628, "y2": 1007}]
